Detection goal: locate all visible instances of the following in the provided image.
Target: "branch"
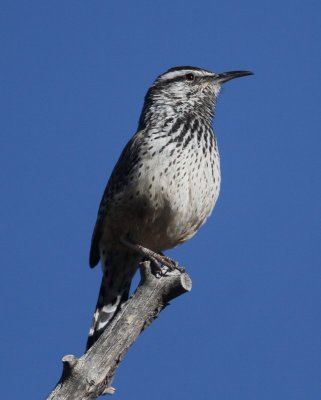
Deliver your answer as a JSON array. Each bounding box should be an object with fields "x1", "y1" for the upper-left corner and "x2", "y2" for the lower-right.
[{"x1": 47, "y1": 262, "x2": 192, "y2": 399}]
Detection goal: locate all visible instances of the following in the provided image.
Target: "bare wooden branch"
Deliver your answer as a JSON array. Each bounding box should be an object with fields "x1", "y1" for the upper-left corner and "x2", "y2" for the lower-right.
[{"x1": 47, "y1": 262, "x2": 192, "y2": 400}]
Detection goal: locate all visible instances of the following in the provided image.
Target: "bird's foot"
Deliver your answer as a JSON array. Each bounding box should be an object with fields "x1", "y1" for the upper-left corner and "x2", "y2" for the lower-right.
[
  {"x1": 120, "y1": 237, "x2": 185, "y2": 275},
  {"x1": 146, "y1": 253, "x2": 185, "y2": 277},
  {"x1": 157, "y1": 252, "x2": 185, "y2": 273}
]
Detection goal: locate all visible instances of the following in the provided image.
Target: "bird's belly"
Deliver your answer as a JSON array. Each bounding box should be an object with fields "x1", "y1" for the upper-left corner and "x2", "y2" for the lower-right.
[{"x1": 105, "y1": 156, "x2": 220, "y2": 252}]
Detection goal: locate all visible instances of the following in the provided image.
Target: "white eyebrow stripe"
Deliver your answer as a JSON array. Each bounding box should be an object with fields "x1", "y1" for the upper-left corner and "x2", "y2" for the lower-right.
[{"x1": 159, "y1": 69, "x2": 213, "y2": 81}]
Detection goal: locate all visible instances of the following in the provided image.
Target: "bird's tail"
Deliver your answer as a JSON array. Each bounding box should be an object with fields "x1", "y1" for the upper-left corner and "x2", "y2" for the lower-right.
[{"x1": 86, "y1": 250, "x2": 139, "y2": 350}]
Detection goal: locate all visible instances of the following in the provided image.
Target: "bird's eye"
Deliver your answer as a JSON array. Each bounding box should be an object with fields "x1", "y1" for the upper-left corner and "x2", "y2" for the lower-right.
[{"x1": 185, "y1": 73, "x2": 195, "y2": 81}]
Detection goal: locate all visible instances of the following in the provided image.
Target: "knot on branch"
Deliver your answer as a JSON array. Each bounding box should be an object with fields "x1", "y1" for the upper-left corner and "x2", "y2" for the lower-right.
[{"x1": 61, "y1": 355, "x2": 78, "y2": 378}]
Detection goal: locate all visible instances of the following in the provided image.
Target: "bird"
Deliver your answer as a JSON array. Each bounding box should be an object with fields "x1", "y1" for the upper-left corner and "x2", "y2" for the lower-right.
[{"x1": 86, "y1": 66, "x2": 253, "y2": 350}]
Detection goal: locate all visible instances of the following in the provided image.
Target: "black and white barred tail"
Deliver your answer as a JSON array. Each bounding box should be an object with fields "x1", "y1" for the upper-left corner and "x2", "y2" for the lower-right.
[{"x1": 86, "y1": 250, "x2": 139, "y2": 350}]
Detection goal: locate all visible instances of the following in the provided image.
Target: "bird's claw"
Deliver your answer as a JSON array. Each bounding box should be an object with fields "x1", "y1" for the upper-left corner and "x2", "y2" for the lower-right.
[
  {"x1": 120, "y1": 236, "x2": 185, "y2": 275},
  {"x1": 158, "y1": 254, "x2": 185, "y2": 273},
  {"x1": 150, "y1": 255, "x2": 185, "y2": 277}
]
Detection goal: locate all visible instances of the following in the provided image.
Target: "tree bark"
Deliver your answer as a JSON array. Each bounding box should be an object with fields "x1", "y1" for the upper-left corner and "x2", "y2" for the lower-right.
[{"x1": 47, "y1": 262, "x2": 192, "y2": 399}]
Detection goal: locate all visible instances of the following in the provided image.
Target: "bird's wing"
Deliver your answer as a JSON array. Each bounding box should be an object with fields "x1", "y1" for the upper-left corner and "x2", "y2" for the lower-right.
[{"x1": 89, "y1": 130, "x2": 145, "y2": 268}]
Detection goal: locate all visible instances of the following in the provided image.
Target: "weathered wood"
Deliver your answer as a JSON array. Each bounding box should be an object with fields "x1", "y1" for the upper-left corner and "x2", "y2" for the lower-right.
[{"x1": 47, "y1": 262, "x2": 192, "y2": 399}]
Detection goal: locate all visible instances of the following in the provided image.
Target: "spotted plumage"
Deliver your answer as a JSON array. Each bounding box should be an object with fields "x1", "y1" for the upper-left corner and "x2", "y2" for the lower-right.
[{"x1": 86, "y1": 66, "x2": 253, "y2": 349}]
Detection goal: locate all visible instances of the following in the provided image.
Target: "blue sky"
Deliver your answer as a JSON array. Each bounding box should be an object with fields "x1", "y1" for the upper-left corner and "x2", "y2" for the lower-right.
[{"x1": 1, "y1": 1, "x2": 320, "y2": 399}]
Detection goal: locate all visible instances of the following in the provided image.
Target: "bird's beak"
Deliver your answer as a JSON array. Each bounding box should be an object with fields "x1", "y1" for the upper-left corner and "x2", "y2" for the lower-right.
[{"x1": 215, "y1": 70, "x2": 254, "y2": 84}]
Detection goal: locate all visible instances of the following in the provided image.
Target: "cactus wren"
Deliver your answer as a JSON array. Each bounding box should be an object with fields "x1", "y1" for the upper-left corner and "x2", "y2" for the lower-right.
[{"x1": 86, "y1": 66, "x2": 253, "y2": 349}]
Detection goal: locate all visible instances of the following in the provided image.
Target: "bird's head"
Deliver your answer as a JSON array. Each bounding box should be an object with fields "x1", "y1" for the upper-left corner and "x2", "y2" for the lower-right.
[{"x1": 140, "y1": 66, "x2": 253, "y2": 127}]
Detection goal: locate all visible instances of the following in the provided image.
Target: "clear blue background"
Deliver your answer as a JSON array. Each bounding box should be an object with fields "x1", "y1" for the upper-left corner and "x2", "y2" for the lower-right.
[{"x1": 1, "y1": 1, "x2": 320, "y2": 399}]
